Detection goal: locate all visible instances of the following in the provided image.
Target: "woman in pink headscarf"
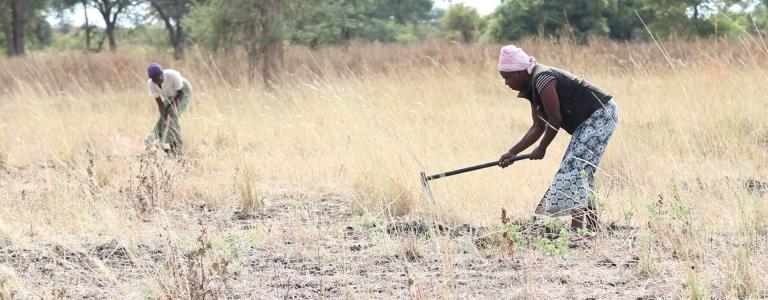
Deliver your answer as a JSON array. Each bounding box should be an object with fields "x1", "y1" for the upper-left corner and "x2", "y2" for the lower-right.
[{"x1": 496, "y1": 45, "x2": 618, "y2": 231}]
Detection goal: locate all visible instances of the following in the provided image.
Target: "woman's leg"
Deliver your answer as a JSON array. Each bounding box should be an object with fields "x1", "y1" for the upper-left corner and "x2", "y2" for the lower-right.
[
  {"x1": 163, "y1": 80, "x2": 193, "y2": 155},
  {"x1": 535, "y1": 132, "x2": 584, "y2": 217},
  {"x1": 569, "y1": 101, "x2": 619, "y2": 230},
  {"x1": 536, "y1": 101, "x2": 618, "y2": 230}
]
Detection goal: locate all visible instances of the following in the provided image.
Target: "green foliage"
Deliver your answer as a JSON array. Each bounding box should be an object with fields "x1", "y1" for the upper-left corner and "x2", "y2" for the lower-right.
[
  {"x1": 636, "y1": 232, "x2": 658, "y2": 277},
  {"x1": 483, "y1": 0, "x2": 753, "y2": 42},
  {"x1": 224, "y1": 232, "x2": 241, "y2": 259},
  {"x1": 184, "y1": 0, "x2": 287, "y2": 52},
  {"x1": 642, "y1": 0, "x2": 750, "y2": 39},
  {"x1": 357, "y1": 215, "x2": 377, "y2": 231},
  {"x1": 369, "y1": 0, "x2": 432, "y2": 24},
  {"x1": 442, "y1": 4, "x2": 482, "y2": 43},
  {"x1": 533, "y1": 228, "x2": 570, "y2": 256},
  {"x1": 11, "y1": 0, "x2": 768, "y2": 53},
  {"x1": 484, "y1": 0, "x2": 610, "y2": 42},
  {"x1": 282, "y1": 1, "x2": 348, "y2": 47},
  {"x1": 0, "y1": 0, "x2": 51, "y2": 55},
  {"x1": 281, "y1": 0, "x2": 436, "y2": 46},
  {"x1": 605, "y1": 0, "x2": 654, "y2": 40},
  {"x1": 504, "y1": 223, "x2": 527, "y2": 246},
  {"x1": 246, "y1": 228, "x2": 261, "y2": 248},
  {"x1": 182, "y1": 0, "x2": 238, "y2": 51},
  {"x1": 28, "y1": 14, "x2": 53, "y2": 48}
]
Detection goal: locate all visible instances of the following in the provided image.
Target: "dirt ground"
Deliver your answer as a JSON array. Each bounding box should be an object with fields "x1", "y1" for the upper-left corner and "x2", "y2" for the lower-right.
[{"x1": 4, "y1": 188, "x2": 763, "y2": 299}]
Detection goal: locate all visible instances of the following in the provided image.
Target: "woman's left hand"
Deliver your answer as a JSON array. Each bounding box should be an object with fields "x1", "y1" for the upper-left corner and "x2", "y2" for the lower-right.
[{"x1": 530, "y1": 146, "x2": 546, "y2": 160}]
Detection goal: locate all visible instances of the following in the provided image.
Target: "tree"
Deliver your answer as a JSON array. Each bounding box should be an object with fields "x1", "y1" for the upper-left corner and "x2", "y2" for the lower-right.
[
  {"x1": 642, "y1": 0, "x2": 749, "y2": 38},
  {"x1": 355, "y1": 0, "x2": 434, "y2": 42},
  {"x1": 284, "y1": 0, "x2": 435, "y2": 46},
  {"x1": 484, "y1": 0, "x2": 609, "y2": 42},
  {"x1": 52, "y1": 0, "x2": 97, "y2": 51},
  {"x1": 604, "y1": 0, "x2": 653, "y2": 40},
  {"x1": 149, "y1": 0, "x2": 191, "y2": 59},
  {"x1": 258, "y1": 0, "x2": 281, "y2": 86},
  {"x1": 282, "y1": 1, "x2": 347, "y2": 47},
  {"x1": 442, "y1": 3, "x2": 482, "y2": 43},
  {"x1": 185, "y1": 0, "x2": 284, "y2": 87},
  {"x1": 0, "y1": 0, "x2": 48, "y2": 56},
  {"x1": 369, "y1": 0, "x2": 432, "y2": 24},
  {"x1": 91, "y1": 0, "x2": 134, "y2": 51}
]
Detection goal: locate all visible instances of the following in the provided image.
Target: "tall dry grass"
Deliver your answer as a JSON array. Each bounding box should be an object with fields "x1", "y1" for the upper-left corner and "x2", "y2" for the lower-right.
[{"x1": 0, "y1": 38, "x2": 766, "y2": 296}]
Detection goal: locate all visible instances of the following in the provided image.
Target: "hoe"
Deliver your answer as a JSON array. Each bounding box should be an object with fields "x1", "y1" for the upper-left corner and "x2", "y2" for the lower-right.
[{"x1": 420, "y1": 154, "x2": 531, "y2": 204}]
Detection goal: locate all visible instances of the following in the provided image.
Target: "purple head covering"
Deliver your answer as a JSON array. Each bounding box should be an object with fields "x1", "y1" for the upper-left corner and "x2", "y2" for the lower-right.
[{"x1": 147, "y1": 63, "x2": 163, "y2": 78}]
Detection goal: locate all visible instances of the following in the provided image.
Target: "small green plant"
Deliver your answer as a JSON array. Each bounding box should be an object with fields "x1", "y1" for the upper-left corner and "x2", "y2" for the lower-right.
[
  {"x1": 224, "y1": 232, "x2": 241, "y2": 259},
  {"x1": 246, "y1": 228, "x2": 261, "y2": 248},
  {"x1": 725, "y1": 248, "x2": 758, "y2": 298},
  {"x1": 504, "y1": 223, "x2": 527, "y2": 246},
  {"x1": 670, "y1": 201, "x2": 691, "y2": 223},
  {"x1": 636, "y1": 232, "x2": 658, "y2": 277},
  {"x1": 624, "y1": 210, "x2": 634, "y2": 223},
  {"x1": 357, "y1": 215, "x2": 377, "y2": 231},
  {"x1": 686, "y1": 271, "x2": 707, "y2": 299},
  {"x1": 763, "y1": 219, "x2": 768, "y2": 236},
  {"x1": 425, "y1": 227, "x2": 437, "y2": 239},
  {"x1": 544, "y1": 218, "x2": 566, "y2": 233},
  {"x1": 647, "y1": 200, "x2": 660, "y2": 221},
  {"x1": 533, "y1": 229, "x2": 570, "y2": 256}
]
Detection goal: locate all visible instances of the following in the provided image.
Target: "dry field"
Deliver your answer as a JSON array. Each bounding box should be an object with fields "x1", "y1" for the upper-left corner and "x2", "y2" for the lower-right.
[{"x1": 0, "y1": 39, "x2": 766, "y2": 298}]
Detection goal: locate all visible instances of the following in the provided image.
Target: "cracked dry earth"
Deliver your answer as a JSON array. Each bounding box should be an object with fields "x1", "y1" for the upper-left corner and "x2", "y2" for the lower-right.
[{"x1": 0, "y1": 192, "x2": 732, "y2": 298}]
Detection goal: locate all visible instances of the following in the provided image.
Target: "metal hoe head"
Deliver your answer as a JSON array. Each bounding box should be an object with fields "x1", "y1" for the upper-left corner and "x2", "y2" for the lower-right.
[{"x1": 419, "y1": 171, "x2": 435, "y2": 205}]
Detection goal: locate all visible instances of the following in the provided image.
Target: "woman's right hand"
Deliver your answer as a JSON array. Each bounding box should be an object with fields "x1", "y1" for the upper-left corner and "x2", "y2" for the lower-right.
[{"x1": 498, "y1": 151, "x2": 519, "y2": 168}]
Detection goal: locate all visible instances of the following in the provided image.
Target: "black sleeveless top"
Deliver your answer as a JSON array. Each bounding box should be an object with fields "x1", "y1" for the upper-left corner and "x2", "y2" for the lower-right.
[{"x1": 517, "y1": 64, "x2": 613, "y2": 134}]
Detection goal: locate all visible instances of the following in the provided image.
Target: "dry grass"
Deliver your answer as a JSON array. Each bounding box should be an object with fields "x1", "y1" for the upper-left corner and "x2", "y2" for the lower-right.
[{"x1": 0, "y1": 38, "x2": 766, "y2": 297}]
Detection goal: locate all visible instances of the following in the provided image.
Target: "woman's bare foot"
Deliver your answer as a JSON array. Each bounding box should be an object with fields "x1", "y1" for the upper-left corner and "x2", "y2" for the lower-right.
[
  {"x1": 571, "y1": 207, "x2": 599, "y2": 231},
  {"x1": 585, "y1": 207, "x2": 599, "y2": 231},
  {"x1": 571, "y1": 208, "x2": 586, "y2": 230}
]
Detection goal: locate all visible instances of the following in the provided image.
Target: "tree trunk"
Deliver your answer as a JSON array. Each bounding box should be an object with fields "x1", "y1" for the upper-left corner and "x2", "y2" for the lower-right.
[
  {"x1": 246, "y1": 21, "x2": 258, "y2": 83},
  {"x1": 10, "y1": 0, "x2": 26, "y2": 56},
  {"x1": 173, "y1": 0, "x2": 186, "y2": 60},
  {"x1": 692, "y1": 4, "x2": 699, "y2": 21},
  {"x1": 340, "y1": 27, "x2": 352, "y2": 50},
  {"x1": 340, "y1": 0, "x2": 354, "y2": 49},
  {"x1": 151, "y1": 0, "x2": 187, "y2": 60},
  {"x1": 168, "y1": 7, "x2": 186, "y2": 60},
  {"x1": 261, "y1": 40, "x2": 282, "y2": 88},
  {"x1": 461, "y1": 30, "x2": 472, "y2": 43},
  {"x1": 173, "y1": 36, "x2": 184, "y2": 60},
  {"x1": 260, "y1": 0, "x2": 282, "y2": 88},
  {"x1": 82, "y1": 0, "x2": 91, "y2": 50},
  {"x1": 97, "y1": 31, "x2": 107, "y2": 51},
  {"x1": 106, "y1": 22, "x2": 117, "y2": 51},
  {"x1": 0, "y1": 5, "x2": 13, "y2": 56}
]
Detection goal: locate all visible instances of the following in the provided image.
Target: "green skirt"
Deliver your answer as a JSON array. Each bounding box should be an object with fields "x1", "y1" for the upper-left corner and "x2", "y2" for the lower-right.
[{"x1": 144, "y1": 79, "x2": 192, "y2": 149}]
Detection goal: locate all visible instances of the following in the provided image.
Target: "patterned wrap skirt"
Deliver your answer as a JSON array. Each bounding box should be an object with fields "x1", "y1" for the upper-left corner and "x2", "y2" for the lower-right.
[
  {"x1": 144, "y1": 79, "x2": 193, "y2": 148},
  {"x1": 535, "y1": 100, "x2": 619, "y2": 216}
]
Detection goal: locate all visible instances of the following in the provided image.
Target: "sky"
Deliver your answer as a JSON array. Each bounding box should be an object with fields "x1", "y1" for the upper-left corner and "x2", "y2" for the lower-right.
[
  {"x1": 434, "y1": 0, "x2": 500, "y2": 16},
  {"x1": 51, "y1": 1, "x2": 501, "y2": 28}
]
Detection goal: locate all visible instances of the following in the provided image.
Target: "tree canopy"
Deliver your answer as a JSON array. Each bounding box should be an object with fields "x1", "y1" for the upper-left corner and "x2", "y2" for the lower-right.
[{"x1": 3, "y1": 0, "x2": 766, "y2": 80}]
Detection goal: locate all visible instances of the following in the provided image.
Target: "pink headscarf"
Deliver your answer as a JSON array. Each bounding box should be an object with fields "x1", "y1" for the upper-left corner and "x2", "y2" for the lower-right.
[{"x1": 498, "y1": 45, "x2": 536, "y2": 74}]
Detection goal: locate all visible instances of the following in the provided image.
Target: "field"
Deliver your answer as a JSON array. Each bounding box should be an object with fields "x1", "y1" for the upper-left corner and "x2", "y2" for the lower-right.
[{"x1": 0, "y1": 39, "x2": 766, "y2": 298}]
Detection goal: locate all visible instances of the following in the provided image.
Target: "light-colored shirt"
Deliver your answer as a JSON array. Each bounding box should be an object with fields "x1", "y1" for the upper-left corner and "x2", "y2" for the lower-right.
[{"x1": 148, "y1": 69, "x2": 184, "y2": 98}]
